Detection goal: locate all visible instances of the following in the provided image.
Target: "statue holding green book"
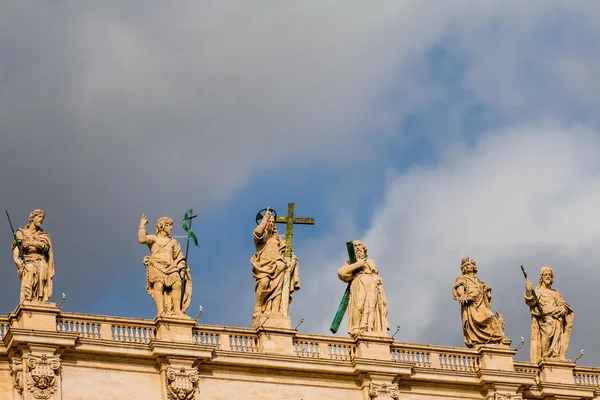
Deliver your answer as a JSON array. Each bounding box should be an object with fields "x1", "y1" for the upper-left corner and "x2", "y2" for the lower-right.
[{"x1": 334, "y1": 240, "x2": 389, "y2": 336}]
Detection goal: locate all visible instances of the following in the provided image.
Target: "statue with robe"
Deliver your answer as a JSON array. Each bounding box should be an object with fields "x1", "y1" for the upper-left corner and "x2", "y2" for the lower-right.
[
  {"x1": 452, "y1": 257, "x2": 508, "y2": 347},
  {"x1": 138, "y1": 214, "x2": 192, "y2": 317},
  {"x1": 251, "y1": 210, "x2": 299, "y2": 318},
  {"x1": 338, "y1": 240, "x2": 389, "y2": 336},
  {"x1": 11, "y1": 209, "x2": 55, "y2": 303},
  {"x1": 525, "y1": 266, "x2": 574, "y2": 363}
]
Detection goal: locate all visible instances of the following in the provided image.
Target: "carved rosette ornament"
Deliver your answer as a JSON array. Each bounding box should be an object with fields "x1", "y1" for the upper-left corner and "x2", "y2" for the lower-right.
[
  {"x1": 368, "y1": 383, "x2": 400, "y2": 399},
  {"x1": 166, "y1": 367, "x2": 199, "y2": 400},
  {"x1": 11, "y1": 354, "x2": 61, "y2": 400}
]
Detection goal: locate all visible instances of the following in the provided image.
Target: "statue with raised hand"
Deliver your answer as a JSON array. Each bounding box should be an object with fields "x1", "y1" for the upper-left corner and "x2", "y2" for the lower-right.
[
  {"x1": 250, "y1": 208, "x2": 299, "y2": 320},
  {"x1": 525, "y1": 266, "x2": 574, "y2": 362},
  {"x1": 10, "y1": 209, "x2": 55, "y2": 303},
  {"x1": 138, "y1": 213, "x2": 192, "y2": 318}
]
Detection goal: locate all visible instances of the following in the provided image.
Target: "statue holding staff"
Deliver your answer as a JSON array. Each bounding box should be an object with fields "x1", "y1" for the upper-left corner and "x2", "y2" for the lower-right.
[
  {"x1": 452, "y1": 257, "x2": 508, "y2": 347},
  {"x1": 9, "y1": 209, "x2": 55, "y2": 303},
  {"x1": 524, "y1": 266, "x2": 574, "y2": 362},
  {"x1": 138, "y1": 214, "x2": 192, "y2": 318}
]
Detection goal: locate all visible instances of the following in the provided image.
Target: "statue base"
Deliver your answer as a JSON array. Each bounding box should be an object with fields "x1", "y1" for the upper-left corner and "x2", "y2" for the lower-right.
[
  {"x1": 354, "y1": 332, "x2": 393, "y2": 361},
  {"x1": 474, "y1": 340, "x2": 515, "y2": 371},
  {"x1": 154, "y1": 314, "x2": 196, "y2": 343},
  {"x1": 251, "y1": 313, "x2": 295, "y2": 355},
  {"x1": 251, "y1": 313, "x2": 291, "y2": 330},
  {"x1": 538, "y1": 358, "x2": 576, "y2": 384},
  {"x1": 8, "y1": 301, "x2": 60, "y2": 331}
]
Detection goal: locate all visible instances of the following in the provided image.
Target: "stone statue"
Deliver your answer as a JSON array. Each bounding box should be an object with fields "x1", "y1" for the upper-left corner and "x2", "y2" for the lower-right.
[
  {"x1": 251, "y1": 210, "x2": 299, "y2": 319},
  {"x1": 452, "y1": 257, "x2": 508, "y2": 347},
  {"x1": 337, "y1": 240, "x2": 389, "y2": 336},
  {"x1": 525, "y1": 266, "x2": 574, "y2": 363},
  {"x1": 138, "y1": 214, "x2": 192, "y2": 318},
  {"x1": 11, "y1": 209, "x2": 55, "y2": 303}
]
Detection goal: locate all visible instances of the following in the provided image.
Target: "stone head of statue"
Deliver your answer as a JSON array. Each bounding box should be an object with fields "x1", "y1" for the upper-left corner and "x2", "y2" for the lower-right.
[
  {"x1": 156, "y1": 216, "x2": 174, "y2": 236},
  {"x1": 538, "y1": 266, "x2": 554, "y2": 287},
  {"x1": 460, "y1": 257, "x2": 478, "y2": 275},
  {"x1": 26, "y1": 209, "x2": 45, "y2": 229},
  {"x1": 353, "y1": 240, "x2": 368, "y2": 259}
]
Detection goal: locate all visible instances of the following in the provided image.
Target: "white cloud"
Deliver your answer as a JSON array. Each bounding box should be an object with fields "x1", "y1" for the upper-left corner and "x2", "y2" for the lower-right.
[
  {"x1": 2, "y1": 2, "x2": 600, "y2": 355},
  {"x1": 346, "y1": 123, "x2": 600, "y2": 359}
]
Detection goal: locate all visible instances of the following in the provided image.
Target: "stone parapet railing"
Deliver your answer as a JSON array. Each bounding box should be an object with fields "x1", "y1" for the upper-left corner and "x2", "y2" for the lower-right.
[
  {"x1": 3, "y1": 308, "x2": 600, "y2": 400},
  {"x1": 9, "y1": 310, "x2": 597, "y2": 391},
  {"x1": 574, "y1": 366, "x2": 600, "y2": 387},
  {"x1": 193, "y1": 324, "x2": 258, "y2": 352},
  {"x1": 514, "y1": 360, "x2": 540, "y2": 375},
  {"x1": 391, "y1": 342, "x2": 480, "y2": 371},
  {"x1": 293, "y1": 333, "x2": 356, "y2": 361},
  {"x1": 56, "y1": 312, "x2": 156, "y2": 343},
  {"x1": 0, "y1": 315, "x2": 9, "y2": 341}
]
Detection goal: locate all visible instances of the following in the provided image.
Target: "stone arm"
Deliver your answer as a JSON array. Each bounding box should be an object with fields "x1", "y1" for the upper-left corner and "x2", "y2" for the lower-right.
[
  {"x1": 546, "y1": 292, "x2": 570, "y2": 318},
  {"x1": 12, "y1": 246, "x2": 23, "y2": 271},
  {"x1": 524, "y1": 290, "x2": 537, "y2": 309},
  {"x1": 138, "y1": 213, "x2": 153, "y2": 245},
  {"x1": 17, "y1": 230, "x2": 50, "y2": 253},
  {"x1": 137, "y1": 224, "x2": 155, "y2": 245},
  {"x1": 453, "y1": 278, "x2": 481, "y2": 304},
  {"x1": 524, "y1": 289, "x2": 559, "y2": 317},
  {"x1": 338, "y1": 259, "x2": 366, "y2": 283},
  {"x1": 253, "y1": 217, "x2": 269, "y2": 244},
  {"x1": 30, "y1": 234, "x2": 50, "y2": 252}
]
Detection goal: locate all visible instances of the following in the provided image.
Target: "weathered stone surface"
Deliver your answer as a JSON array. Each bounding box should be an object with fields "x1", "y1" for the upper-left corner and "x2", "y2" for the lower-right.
[
  {"x1": 138, "y1": 214, "x2": 192, "y2": 318},
  {"x1": 524, "y1": 266, "x2": 574, "y2": 363}
]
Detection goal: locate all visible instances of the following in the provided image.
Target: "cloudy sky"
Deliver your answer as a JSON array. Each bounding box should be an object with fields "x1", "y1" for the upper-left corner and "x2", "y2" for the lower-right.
[{"x1": 2, "y1": 1, "x2": 600, "y2": 364}]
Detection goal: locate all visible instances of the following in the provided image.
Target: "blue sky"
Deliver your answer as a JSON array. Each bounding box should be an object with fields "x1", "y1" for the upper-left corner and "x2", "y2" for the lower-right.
[{"x1": 2, "y1": 1, "x2": 600, "y2": 364}]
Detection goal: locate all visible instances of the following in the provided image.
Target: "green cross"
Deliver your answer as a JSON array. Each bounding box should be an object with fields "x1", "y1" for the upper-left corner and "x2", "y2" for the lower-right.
[{"x1": 274, "y1": 203, "x2": 315, "y2": 316}]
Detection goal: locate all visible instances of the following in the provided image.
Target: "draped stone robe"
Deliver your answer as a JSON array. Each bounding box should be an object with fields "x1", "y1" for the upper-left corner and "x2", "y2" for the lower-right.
[
  {"x1": 452, "y1": 275, "x2": 505, "y2": 347},
  {"x1": 251, "y1": 227, "x2": 299, "y2": 314},
  {"x1": 12, "y1": 228, "x2": 54, "y2": 303},
  {"x1": 338, "y1": 258, "x2": 389, "y2": 336},
  {"x1": 525, "y1": 286, "x2": 574, "y2": 363}
]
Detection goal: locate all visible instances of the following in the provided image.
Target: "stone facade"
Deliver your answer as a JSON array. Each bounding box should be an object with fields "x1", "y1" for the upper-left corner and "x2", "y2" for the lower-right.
[{"x1": 0, "y1": 304, "x2": 598, "y2": 400}]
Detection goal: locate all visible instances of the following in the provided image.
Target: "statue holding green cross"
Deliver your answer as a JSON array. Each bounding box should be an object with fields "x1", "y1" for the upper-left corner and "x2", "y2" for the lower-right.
[
  {"x1": 251, "y1": 203, "x2": 314, "y2": 327},
  {"x1": 332, "y1": 240, "x2": 390, "y2": 337}
]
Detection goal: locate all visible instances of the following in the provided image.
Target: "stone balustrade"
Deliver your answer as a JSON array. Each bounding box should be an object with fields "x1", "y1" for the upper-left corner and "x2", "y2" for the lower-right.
[
  {"x1": 574, "y1": 366, "x2": 600, "y2": 386},
  {"x1": 193, "y1": 325, "x2": 259, "y2": 352},
  {"x1": 0, "y1": 316, "x2": 9, "y2": 341},
  {"x1": 293, "y1": 333, "x2": 356, "y2": 360},
  {"x1": 56, "y1": 312, "x2": 156, "y2": 343},
  {"x1": 2, "y1": 308, "x2": 599, "y2": 400},
  {"x1": 48, "y1": 311, "x2": 600, "y2": 389}
]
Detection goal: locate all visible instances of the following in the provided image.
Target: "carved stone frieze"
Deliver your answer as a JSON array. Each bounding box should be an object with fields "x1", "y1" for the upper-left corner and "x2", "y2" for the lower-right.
[
  {"x1": 368, "y1": 382, "x2": 399, "y2": 399},
  {"x1": 166, "y1": 367, "x2": 199, "y2": 400}
]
